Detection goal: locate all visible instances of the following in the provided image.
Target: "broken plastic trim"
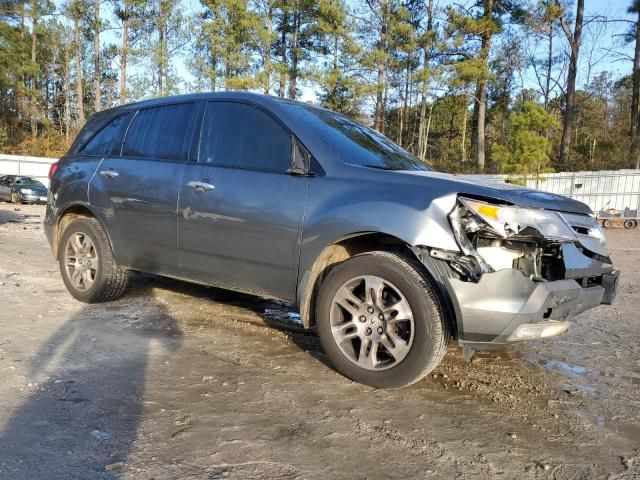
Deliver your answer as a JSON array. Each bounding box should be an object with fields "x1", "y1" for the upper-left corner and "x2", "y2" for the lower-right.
[
  {"x1": 429, "y1": 248, "x2": 483, "y2": 282},
  {"x1": 447, "y1": 198, "x2": 577, "y2": 283},
  {"x1": 448, "y1": 201, "x2": 493, "y2": 277}
]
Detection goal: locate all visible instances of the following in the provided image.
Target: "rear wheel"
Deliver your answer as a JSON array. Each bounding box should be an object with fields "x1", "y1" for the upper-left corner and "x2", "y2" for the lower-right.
[
  {"x1": 624, "y1": 219, "x2": 637, "y2": 229},
  {"x1": 316, "y1": 251, "x2": 449, "y2": 389},
  {"x1": 58, "y1": 217, "x2": 129, "y2": 303},
  {"x1": 602, "y1": 219, "x2": 612, "y2": 229}
]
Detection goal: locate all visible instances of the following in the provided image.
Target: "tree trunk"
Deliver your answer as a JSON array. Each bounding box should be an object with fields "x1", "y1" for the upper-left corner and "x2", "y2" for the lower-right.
[
  {"x1": 373, "y1": 0, "x2": 388, "y2": 132},
  {"x1": 74, "y1": 18, "x2": 85, "y2": 125},
  {"x1": 17, "y1": 3, "x2": 26, "y2": 121},
  {"x1": 397, "y1": 59, "x2": 410, "y2": 146},
  {"x1": 288, "y1": 7, "x2": 299, "y2": 99},
  {"x1": 279, "y1": 10, "x2": 287, "y2": 97},
  {"x1": 544, "y1": 25, "x2": 552, "y2": 110},
  {"x1": 461, "y1": 95, "x2": 468, "y2": 164},
  {"x1": 94, "y1": 0, "x2": 101, "y2": 111},
  {"x1": 418, "y1": 0, "x2": 434, "y2": 160},
  {"x1": 263, "y1": 6, "x2": 272, "y2": 94},
  {"x1": 631, "y1": 9, "x2": 640, "y2": 168},
  {"x1": 558, "y1": 0, "x2": 584, "y2": 167},
  {"x1": 472, "y1": 82, "x2": 487, "y2": 172},
  {"x1": 64, "y1": 33, "x2": 71, "y2": 139},
  {"x1": 471, "y1": 0, "x2": 493, "y2": 173},
  {"x1": 397, "y1": 96, "x2": 404, "y2": 145},
  {"x1": 120, "y1": 1, "x2": 129, "y2": 103},
  {"x1": 157, "y1": 0, "x2": 169, "y2": 96},
  {"x1": 382, "y1": 67, "x2": 388, "y2": 135},
  {"x1": 30, "y1": 5, "x2": 38, "y2": 138},
  {"x1": 425, "y1": 102, "x2": 434, "y2": 161}
]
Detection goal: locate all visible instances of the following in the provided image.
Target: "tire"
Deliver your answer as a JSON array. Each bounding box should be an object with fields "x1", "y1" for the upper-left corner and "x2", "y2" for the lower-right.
[
  {"x1": 316, "y1": 251, "x2": 450, "y2": 389},
  {"x1": 58, "y1": 217, "x2": 129, "y2": 303},
  {"x1": 602, "y1": 219, "x2": 612, "y2": 229},
  {"x1": 11, "y1": 192, "x2": 20, "y2": 204},
  {"x1": 624, "y1": 219, "x2": 637, "y2": 230}
]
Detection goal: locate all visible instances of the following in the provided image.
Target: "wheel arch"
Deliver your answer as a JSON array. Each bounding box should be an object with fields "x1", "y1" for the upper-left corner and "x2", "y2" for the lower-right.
[
  {"x1": 297, "y1": 231, "x2": 458, "y2": 337},
  {"x1": 52, "y1": 203, "x2": 114, "y2": 260}
]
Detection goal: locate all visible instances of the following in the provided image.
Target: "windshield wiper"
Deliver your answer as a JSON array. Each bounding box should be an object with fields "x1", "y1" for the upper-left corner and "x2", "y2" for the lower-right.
[{"x1": 366, "y1": 165, "x2": 400, "y2": 171}]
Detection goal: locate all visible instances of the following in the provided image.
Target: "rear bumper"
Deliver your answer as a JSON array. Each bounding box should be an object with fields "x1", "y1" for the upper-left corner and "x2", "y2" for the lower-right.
[{"x1": 19, "y1": 193, "x2": 48, "y2": 204}]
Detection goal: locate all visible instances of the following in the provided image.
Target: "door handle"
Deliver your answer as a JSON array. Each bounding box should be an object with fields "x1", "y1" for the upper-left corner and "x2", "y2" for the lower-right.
[
  {"x1": 187, "y1": 181, "x2": 215, "y2": 192},
  {"x1": 100, "y1": 170, "x2": 119, "y2": 178}
]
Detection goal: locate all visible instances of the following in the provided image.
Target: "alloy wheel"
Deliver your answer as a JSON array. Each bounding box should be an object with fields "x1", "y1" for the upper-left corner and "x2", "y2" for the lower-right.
[
  {"x1": 64, "y1": 232, "x2": 98, "y2": 291},
  {"x1": 329, "y1": 275, "x2": 415, "y2": 371}
]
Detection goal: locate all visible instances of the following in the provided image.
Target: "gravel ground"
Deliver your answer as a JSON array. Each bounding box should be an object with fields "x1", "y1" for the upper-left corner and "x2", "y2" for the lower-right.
[{"x1": 0, "y1": 202, "x2": 638, "y2": 479}]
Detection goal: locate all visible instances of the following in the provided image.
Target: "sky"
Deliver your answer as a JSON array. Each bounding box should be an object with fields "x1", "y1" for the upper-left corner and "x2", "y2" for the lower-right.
[{"x1": 52, "y1": 0, "x2": 639, "y2": 106}]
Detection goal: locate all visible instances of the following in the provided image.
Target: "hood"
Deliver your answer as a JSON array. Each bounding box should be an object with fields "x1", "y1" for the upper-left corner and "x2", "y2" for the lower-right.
[{"x1": 400, "y1": 171, "x2": 593, "y2": 216}]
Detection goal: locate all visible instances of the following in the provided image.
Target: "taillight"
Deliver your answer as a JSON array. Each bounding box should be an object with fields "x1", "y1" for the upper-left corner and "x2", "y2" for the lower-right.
[{"x1": 48, "y1": 161, "x2": 59, "y2": 180}]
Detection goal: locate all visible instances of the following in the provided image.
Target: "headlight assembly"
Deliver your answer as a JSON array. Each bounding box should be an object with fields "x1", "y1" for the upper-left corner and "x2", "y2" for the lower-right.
[
  {"x1": 447, "y1": 197, "x2": 579, "y2": 281},
  {"x1": 443, "y1": 196, "x2": 611, "y2": 284},
  {"x1": 457, "y1": 197, "x2": 577, "y2": 241},
  {"x1": 20, "y1": 188, "x2": 33, "y2": 195}
]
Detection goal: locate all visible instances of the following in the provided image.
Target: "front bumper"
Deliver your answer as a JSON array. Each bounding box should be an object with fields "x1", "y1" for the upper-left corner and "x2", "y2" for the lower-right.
[{"x1": 448, "y1": 268, "x2": 618, "y2": 345}]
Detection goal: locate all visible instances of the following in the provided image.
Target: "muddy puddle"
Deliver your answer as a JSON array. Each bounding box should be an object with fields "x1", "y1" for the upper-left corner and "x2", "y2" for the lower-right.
[{"x1": 538, "y1": 358, "x2": 640, "y2": 387}]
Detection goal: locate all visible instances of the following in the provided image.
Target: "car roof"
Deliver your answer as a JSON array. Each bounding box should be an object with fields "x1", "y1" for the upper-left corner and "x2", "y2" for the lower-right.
[{"x1": 97, "y1": 91, "x2": 318, "y2": 115}]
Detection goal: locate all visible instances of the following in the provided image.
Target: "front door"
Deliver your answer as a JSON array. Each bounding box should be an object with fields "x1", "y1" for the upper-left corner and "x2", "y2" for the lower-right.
[{"x1": 178, "y1": 101, "x2": 308, "y2": 301}]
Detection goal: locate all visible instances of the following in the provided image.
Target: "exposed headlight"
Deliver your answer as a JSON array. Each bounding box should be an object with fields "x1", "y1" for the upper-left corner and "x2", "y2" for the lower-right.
[
  {"x1": 457, "y1": 197, "x2": 577, "y2": 241},
  {"x1": 20, "y1": 188, "x2": 33, "y2": 195}
]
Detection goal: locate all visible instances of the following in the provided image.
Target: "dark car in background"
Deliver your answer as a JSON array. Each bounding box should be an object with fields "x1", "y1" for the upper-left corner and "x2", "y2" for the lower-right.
[
  {"x1": 44, "y1": 92, "x2": 618, "y2": 388},
  {"x1": 0, "y1": 175, "x2": 48, "y2": 204}
]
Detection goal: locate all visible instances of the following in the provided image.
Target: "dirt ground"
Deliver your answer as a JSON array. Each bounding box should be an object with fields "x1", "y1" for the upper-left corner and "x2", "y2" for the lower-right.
[{"x1": 0, "y1": 203, "x2": 638, "y2": 480}]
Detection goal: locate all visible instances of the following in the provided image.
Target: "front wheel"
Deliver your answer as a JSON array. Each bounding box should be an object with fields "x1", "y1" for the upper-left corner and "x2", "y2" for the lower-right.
[
  {"x1": 58, "y1": 217, "x2": 129, "y2": 303},
  {"x1": 316, "y1": 251, "x2": 450, "y2": 389},
  {"x1": 624, "y1": 219, "x2": 637, "y2": 229},
  {"x1": 11, "y1": 192, "x2": 20, "y2": 204}
]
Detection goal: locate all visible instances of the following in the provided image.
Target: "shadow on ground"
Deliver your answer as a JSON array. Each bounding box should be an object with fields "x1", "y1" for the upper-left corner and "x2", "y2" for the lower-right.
[
  {"x1": 0, "y1": 298, "x2": 183, "y2": 479},
  {"x1": 126, "y1": 273, "x2": 332, "y2": 369}
]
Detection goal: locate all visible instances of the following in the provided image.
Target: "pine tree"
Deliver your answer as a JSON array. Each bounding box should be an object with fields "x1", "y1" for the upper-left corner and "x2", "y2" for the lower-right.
[
  {"x1": 146, "y1": 0, "x2": 188, "y2": 96},
  {"x1": 112, "y1": 0, "x2": 147, "y2": 103},
  {"x1": 493, "y1": 100, "x2": 559, "y2": 182},
  {"x1": 445, "y1": 0, "x2": 519, "y2": 172},
  {"x1": 315, "y1": 0, "x2": 364, "y2": 117}
]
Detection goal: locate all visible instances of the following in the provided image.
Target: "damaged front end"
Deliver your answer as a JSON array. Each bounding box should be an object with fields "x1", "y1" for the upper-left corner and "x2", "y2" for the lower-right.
[{"x1": 427, "y1": 197, "x2": 619, "y2": 346}]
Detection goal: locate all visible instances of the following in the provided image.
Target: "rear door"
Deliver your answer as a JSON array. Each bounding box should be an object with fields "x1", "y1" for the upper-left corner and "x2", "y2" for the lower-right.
[
  {"x1": 178, "y1": 101, "x2": 308, "y2": 301},
  {"x1": 89, "y1": 102, "x2": 198, "y2": 275}
]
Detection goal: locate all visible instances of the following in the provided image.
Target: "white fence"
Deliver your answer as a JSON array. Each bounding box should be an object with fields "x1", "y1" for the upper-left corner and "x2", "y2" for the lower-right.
[
  {"x1": 0, "y1": 153, "x2": 638, "y2": 213},
  {"x1": 468, "y1": 170, "x2": 640, "y2": 213},
  {"x1": 0, "y1": 154, "x2": 57, "y2": 188}
]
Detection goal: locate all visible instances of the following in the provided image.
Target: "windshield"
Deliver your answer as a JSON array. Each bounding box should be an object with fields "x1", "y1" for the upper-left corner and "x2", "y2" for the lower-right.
[
  {"x1": 15, "y1": 177, "x2": 44, "y2": 187},
  {"x1": 280, "y1": 102, "x2": 431, "y2": 171}
]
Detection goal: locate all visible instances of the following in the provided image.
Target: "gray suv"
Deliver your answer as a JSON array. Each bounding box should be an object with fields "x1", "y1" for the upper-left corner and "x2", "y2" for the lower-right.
[{"x1": 45, "y1": 92, "x2": 618, "y2": 388}]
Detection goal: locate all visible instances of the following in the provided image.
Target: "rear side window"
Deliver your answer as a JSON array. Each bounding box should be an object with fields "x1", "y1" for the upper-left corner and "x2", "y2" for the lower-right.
[
  {"x1": 80, "y1": 113, "x2": 131, "y2": 156},
  {"x1": 123, "y1": 103, "x2": 195, "y2": 160},
  {"x1": 199, "y1": 102, "x2": 291, "y2": 173}
]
